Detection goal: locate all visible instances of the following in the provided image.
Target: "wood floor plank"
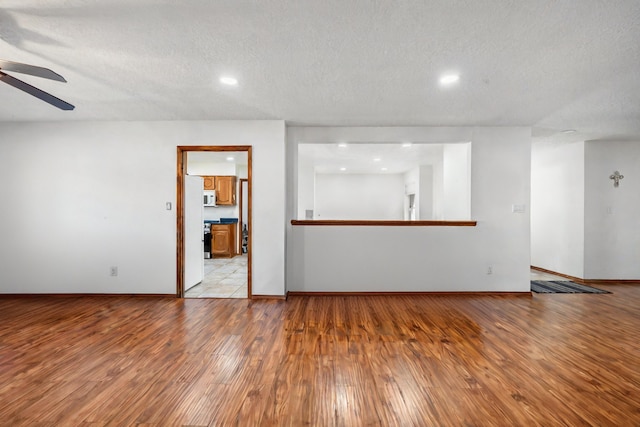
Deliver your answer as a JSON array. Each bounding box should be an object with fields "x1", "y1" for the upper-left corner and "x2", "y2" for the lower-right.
[{"x1": 1, "y1": 287, "x2": 640, "y2": 425}]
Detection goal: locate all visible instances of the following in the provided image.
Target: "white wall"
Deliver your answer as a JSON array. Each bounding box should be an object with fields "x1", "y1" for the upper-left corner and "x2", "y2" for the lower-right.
[
  {"x1": 187, "y1": 161, "x2": 236, "y2": 176},
  {"x1": 442, "y1": 143, "x2": 471, "y2": 219},
  {"x1": 431, "y1": 150, "x2": 444, "y2": 219},
  {"x1": 314, "y1": 173, "x2": 404, "y2": 220},
  {"x1": 287, "y1": 126, "x2": 531, "y2": 292},
  {"x1": 584, "y1": 140, "x2": 640, "y2": 280},
  {"x1": 418, "y1": 165, "x2": 434, "y2": 219},
  {"x1": 236, "y1": 164, "x2": 248, "y2": 179},
  {"x1": 202, "y1": 205, "x2": 237, "y2": 221},
  {"x1": 532, "y1": 139, "x2": 640, "y2": 281},
  {"x1": 0, "y1": 120, "x2": 286, "y2": 295},
  {"x1": 530, "y1": 141, "x2": 585, "y2": 278},
  {"x1": 297, "y1": 154, "x2": 315, "y2": 219}
]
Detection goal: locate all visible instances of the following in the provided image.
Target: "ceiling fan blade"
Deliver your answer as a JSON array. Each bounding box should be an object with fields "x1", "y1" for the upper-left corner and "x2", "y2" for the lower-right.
[
  {"x1": 0, "y1": 60, "x2": 67, "y2": 82},
  {"x1": 0, "y1": 71, "x2": 75, "y2": 111}
]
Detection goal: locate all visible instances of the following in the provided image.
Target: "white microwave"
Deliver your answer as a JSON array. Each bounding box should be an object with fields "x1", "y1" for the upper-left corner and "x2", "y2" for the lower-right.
[{"x1": 203, "y1": 190, "x2": 217, "y2": 207}]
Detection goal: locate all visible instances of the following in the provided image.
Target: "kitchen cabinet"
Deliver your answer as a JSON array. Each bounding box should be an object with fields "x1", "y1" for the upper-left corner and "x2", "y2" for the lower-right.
[
  {"x1": 200, "y1": 175, "x2": 236, "y2": 205},
  {"x1": 215, "y1": 176, "x2": 236, "y2": 205},
  {"x1": 203, "y1": 176, "x2": 216, "y2": 191},
  {"x1": 210, "y1": 223, "x2": 236, "y2": 257}
]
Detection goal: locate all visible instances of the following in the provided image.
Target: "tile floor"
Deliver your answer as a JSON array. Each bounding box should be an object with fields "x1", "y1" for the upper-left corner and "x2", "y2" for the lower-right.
[{"x1": 185, "y1": 254, "x2": 248, "y2": 298}]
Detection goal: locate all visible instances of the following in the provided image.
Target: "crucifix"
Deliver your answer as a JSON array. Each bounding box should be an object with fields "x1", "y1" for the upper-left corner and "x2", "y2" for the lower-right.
[{"x1": 609, "y1": 171, "x2": 624, "y2": 187}]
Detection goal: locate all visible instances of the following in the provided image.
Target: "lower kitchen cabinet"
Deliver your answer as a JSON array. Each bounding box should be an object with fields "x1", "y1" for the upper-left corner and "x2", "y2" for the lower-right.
[{"x1": 210, "y1": 224, "x2": 236, "y2": 257}]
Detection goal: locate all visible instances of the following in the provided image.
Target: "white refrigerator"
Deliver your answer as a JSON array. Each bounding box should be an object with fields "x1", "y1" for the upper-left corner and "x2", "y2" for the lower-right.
[{"x1": 184, "y1": 175, "x2": 204, "y2": 292}]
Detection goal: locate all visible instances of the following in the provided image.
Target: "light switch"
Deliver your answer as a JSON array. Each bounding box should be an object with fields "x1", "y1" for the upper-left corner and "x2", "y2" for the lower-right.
[
  {"x1": 166, "y1": 202, "x2": 172, "y2": 210},
  {"x1": 512, "y1": 204, "x2": 526, "y2": 213}
]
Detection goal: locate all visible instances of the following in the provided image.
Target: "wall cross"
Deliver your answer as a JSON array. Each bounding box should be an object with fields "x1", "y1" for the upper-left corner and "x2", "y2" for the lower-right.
[{"x1": 609, "y1": 171, "x2": 624, "y2": 187}]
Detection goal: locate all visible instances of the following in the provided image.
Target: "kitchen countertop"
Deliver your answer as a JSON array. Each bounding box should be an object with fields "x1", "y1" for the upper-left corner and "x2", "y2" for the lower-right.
[{"x1": 204, "y1": 218, "x2": 238, "y2": 224}]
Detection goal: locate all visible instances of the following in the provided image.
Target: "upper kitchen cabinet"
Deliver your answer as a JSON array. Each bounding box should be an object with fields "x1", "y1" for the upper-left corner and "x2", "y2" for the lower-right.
[
  {"x1": 203, "y1": 176, "x2": 216, "y2": 191},
  {"x1": 215, "y1": 176, "x2": 236, "y2": 205}
]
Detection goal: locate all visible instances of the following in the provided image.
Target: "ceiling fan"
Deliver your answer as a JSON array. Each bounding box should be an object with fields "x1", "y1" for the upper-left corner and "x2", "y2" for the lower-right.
[{"x1": 0, "y1": 59, "x2": 75, "y2": 111}]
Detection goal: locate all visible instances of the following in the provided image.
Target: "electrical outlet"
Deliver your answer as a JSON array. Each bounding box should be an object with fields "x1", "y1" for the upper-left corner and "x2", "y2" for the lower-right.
[
  {"x1": 512, "y1": 204, "x2": 525, "y2": 213},
  {"x1": 487, "y1": 266, "x2": 493, "y2": 275},
  {"x1": 110, "y1": 266, "x2": 118, "y2": 277}
]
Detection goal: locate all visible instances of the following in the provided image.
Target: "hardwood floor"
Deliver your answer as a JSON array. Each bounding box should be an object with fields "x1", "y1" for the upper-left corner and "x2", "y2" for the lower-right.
[{"x1": 1, "y1": 285, "x2": 639, "y2": 426}]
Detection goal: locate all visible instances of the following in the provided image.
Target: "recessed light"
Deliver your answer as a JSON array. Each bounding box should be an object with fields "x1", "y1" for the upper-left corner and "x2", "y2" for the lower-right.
[
  {"x1": 226, "y1": 156, "x2": 235, "y2": 161},
  {"x1": 381, "y1": 167, "x2": 388, "y2": 171},
  {"x1": 340, "y1": 167, "x2": 346, "y2": 171},
  {"x1": 561, "y1": 129, "x2": 577, "y2": 134},
  {"x1": 373, "y1": 157, "x2": 381, "y2": 162},
  {"x1": 337, "y1": 143, "x2": 348, "y2": 148},
  {"x1": 439, "y1": 73, "x2": 460, "y2": 85},
  {"x1": 401, "y1": 142, "x2": 412, "y2": 148},
  {"x1": 220, "y1": 76, "x2": 238, "y2": 86}
]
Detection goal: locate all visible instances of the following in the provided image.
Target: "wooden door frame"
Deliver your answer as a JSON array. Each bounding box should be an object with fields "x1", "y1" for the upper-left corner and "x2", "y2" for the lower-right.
[
  {"x1": 238, "y1": 178, "x2": 248, "y2": 255},
  {"x1": 176, "y1": 145, "x2": 252, "y2": 298}
]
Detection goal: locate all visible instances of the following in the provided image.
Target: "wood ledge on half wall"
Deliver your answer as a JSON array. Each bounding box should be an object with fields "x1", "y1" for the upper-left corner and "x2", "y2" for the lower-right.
[
  {"x1": 287, "y1": 291, "x2": 531, "y2": 297},
  {"x1": 291, "y1": 219, "x2": 477, "y2": 226}
]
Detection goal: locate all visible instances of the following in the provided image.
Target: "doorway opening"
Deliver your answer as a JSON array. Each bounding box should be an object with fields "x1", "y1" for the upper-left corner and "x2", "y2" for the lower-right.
[
  {"x1": 176, "y1": 146, "x2": 252, "y2": 298},
  {"x1": 406, "y1": 193, "x2": 416, "y2": 220}
]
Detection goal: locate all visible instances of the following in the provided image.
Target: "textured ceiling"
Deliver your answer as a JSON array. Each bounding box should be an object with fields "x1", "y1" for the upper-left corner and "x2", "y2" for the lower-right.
[{"x1": 1, "y1": 0, "x2": 639, "y2": 143}]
